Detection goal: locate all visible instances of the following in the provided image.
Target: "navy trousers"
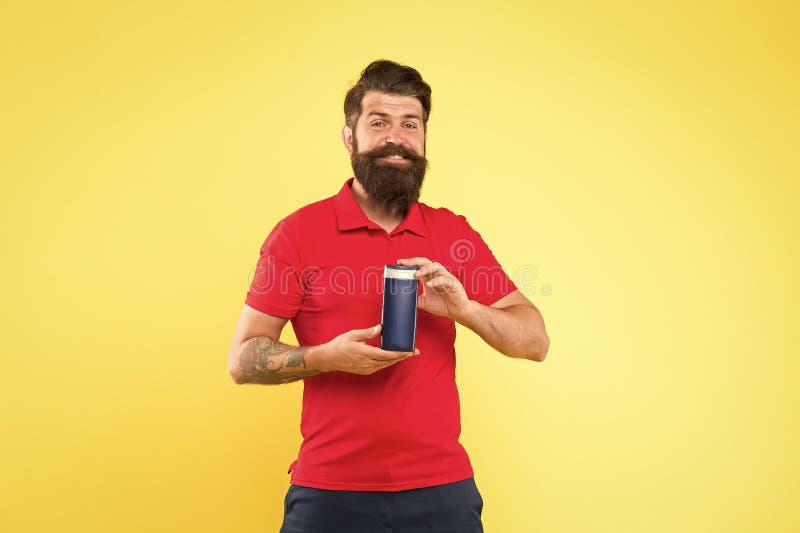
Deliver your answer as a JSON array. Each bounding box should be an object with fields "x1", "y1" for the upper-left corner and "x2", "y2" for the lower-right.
[{"x1": 279, "y1": 477, "x2": 484, "y2": 533}]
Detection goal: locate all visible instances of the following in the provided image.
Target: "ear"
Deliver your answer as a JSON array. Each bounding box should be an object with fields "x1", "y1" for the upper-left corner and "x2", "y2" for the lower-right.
[{"x1": 341, "y1": 126, "x2": 354, "y2": 155}]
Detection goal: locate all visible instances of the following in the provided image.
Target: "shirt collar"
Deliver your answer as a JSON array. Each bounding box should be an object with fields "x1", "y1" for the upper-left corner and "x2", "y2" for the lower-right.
[{"x1": 334, "y1": 178, "x2": 429, "y2": 237}]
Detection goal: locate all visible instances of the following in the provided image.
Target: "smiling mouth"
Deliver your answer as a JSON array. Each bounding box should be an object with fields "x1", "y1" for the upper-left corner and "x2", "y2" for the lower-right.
[{"x1": 380, "y1": 155, "x2": 408, "y2": 162}]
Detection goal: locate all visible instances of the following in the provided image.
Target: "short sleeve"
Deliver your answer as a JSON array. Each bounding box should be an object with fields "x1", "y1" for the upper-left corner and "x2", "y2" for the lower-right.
[
  {"x1": 245, "y1": 218, "x2": 305, "y2": 318},
  {"x1": 455, "y1": 217, "x2": 518, "y2": 307}
]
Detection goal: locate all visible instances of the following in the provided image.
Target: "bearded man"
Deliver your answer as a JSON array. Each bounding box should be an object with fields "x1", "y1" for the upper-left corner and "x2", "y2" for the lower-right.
[{"x1": 228, "y1": 60, "x2": 549, "y2": 533}]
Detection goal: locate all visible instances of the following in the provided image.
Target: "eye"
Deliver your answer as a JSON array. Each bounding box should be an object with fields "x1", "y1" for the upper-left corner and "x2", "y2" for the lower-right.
[
  {"x1": 370, "y1": 121, "x2": 385, "y2": 127},
  {"x1": 403, "y1": 123, "x2": 418, "y2": 129}
]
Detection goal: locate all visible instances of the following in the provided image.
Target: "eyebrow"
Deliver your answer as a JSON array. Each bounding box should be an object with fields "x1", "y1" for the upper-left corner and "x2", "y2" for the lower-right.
[{"x1": 367, "y1": 112, "x2": 422, "y2": 121}]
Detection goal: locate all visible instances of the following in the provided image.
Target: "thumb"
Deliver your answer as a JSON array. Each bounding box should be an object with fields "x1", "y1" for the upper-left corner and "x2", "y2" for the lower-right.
[{"x1": 350, "y1": 324, "x2": 382, "y2": 341}]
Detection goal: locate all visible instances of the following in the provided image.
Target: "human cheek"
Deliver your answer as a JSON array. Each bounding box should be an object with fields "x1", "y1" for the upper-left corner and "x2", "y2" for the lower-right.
[{"x1": 413, "y1": 140, "x2": 425, "y2": 157}]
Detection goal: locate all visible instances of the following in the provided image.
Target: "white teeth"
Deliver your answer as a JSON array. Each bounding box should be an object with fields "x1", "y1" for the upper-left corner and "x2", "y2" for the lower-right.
[{"x1": 388, "y1": 155, "x2": 403, "y2": 159}]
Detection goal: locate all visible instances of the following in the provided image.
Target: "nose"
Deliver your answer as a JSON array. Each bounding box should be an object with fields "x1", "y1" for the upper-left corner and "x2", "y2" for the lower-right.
[{"x1": 384, "y1": 123, "x2": 407, "y2": 145}]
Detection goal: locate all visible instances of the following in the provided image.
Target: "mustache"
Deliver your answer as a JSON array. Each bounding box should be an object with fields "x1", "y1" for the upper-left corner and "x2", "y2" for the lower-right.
[{"x1": 357, "y1": 144, "x2": 426, "y2": 162}]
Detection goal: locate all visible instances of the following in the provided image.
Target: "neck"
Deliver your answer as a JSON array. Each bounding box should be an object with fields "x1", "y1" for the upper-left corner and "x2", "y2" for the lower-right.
[{"x1": 350, "y1": 178, "x2": 407, "y2": 231}]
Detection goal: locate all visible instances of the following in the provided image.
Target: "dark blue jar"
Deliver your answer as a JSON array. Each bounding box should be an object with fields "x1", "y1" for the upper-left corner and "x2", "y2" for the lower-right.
[{"x1": 381, "y1": 264, "x2": 419, "y2": 352}]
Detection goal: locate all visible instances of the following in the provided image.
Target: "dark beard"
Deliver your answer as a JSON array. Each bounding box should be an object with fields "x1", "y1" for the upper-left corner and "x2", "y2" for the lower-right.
[{"x1": 350, "y1": 142, "x2": 428, "y2": 214}]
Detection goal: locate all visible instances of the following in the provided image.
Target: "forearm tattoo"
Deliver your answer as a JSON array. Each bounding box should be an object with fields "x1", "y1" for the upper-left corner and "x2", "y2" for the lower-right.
[{"x1": 236, "y1": 336, "x2": 320, "y2": 385}]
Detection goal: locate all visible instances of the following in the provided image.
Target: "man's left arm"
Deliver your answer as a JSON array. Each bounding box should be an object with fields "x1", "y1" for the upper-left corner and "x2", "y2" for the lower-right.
[{"x1": 397, "y1": 258, "x2": 550, "y2": 362}]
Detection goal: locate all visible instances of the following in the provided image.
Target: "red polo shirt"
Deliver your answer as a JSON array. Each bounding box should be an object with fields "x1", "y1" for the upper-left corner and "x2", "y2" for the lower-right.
[{"x1": 245, "y1": 178, "x2": 518, "y2": 491}]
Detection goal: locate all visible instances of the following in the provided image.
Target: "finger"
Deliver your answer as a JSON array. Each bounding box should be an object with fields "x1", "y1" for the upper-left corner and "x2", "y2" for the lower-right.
[
  {"x1": 397, "y1": 257, "x2": 432, "y2": 269},
  {"x1": 367, "y1": 348, "x2": 421, "y2": 370},
  {"x1": 366, "y1": 351, "x2": 413, "y2": 362},
  {"x1": 367, "y1": 356, "x2": 405, "y2": 364},
  {"x1": 369, "y1": 351, "x2": 419, "y2": 371},
  {"x1": 362, "y1": 345, "x2": 416, "y2": 361},
  {"x1": 416, "y1": 261, "x2": 448, "y2": 279},
  {"x1": 349, "y1": 324, "x2": 382, "y2": 341},
  {"x1": 426, "y1": 275, "x2": 462, "y2": 294}
]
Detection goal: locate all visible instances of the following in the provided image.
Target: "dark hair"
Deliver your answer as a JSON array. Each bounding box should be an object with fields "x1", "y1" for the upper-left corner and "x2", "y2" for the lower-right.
[{"x1": 344, "y1": 60, "x2": 432, "y2": 132}]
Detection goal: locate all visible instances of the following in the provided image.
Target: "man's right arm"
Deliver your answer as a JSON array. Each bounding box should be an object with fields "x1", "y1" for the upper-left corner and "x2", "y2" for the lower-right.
[
  {"x1": 232, "y1": 335, "x2": 324, "y2": 385},
  {"x1": 228, "y1": 304, "x2": 419, "y2": 385},
  {"x1": 228, "y1": 305, "x2": 322, "y2": 384}
]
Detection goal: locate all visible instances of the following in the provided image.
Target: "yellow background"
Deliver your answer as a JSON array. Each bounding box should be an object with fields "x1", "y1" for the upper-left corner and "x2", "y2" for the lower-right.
[{"x1": 2, "y1": 1, "x2": 797, "y2": 531}]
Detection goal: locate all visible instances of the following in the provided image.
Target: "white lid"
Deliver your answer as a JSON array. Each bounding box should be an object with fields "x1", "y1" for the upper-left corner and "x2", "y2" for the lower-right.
[{"x1": 384, "y1": 266, "x2": 418, "y2": 280}]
